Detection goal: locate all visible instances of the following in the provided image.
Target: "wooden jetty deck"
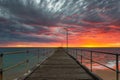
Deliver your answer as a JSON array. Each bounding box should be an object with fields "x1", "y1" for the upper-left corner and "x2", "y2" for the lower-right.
[{"x1": 25, "y1": 48, "x2": 101, "y2": 80}]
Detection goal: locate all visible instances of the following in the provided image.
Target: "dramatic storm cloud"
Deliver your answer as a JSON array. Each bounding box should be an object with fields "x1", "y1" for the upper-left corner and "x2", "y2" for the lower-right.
[{"x1": 0, "y1": 0, "x2": 120, "y2": 47}]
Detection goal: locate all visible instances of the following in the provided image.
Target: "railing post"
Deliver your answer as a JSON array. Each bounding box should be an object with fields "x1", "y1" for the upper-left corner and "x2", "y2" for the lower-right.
[
  {"x1": 38, "y1": 49, "x2": 40, "y2": 64},
  {"x1": 90, "y1": 51, "x2": 93, "y2": 72},
  {"x1": 45, "y1": 49, "x2": 47, "y2": 57},
  {"x1": 26, "y1": 50, "x2": 29, "y2": 73},
  {"x1": 42, "y1": 48, "x2": 44, "y2": 56},
  {"x1": 76, "y1": 49, "x2": 77, "y2": 60},
  {"x1": 81, "y1": 50, "x2": 82, "y2": 64},
  {"x1": 72, "y1": 49, "x2": 73, "y2": 57},
  {"x1": 26, "y1": 59, "x2": 29, "y2": 73},
  {"x1": 116, "y1": 54, "x2": 119, "y2": 80},
  {"x1": 73, "y1": 49, "x2": 74, "y2": 57},
  {"x1": 0, "y1": 53, "x2": 3, "y2": 80}
]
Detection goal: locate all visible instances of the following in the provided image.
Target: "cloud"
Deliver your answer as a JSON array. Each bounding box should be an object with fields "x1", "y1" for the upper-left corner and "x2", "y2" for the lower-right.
[
  {"x1": 0, "y1": 21, "x2": 61, "y2": 43},
  {"x1": 0, "y1": 0, "x2": 120, "y2": 46}
]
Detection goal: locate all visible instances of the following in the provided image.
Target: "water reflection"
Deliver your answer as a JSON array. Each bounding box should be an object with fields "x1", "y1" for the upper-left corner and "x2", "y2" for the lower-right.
[{"x1": 71, "y1": 48, "x2": 120, "y2": 80}]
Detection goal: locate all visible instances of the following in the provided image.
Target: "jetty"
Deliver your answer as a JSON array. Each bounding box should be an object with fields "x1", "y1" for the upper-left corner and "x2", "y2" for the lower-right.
[{"x1": 24, "y1": 48, "x2": 101, "y2": 80}]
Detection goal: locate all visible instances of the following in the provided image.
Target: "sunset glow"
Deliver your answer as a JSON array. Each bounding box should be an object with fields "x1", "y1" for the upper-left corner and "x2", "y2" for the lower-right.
[{"x1": 0, "y1": 0, "x2": 120, "y2": 47}]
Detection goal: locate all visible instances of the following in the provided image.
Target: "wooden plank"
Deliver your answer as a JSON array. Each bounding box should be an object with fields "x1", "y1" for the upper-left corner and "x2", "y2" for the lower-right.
[{"x1": 25, "y1": 48, "x2": 99, "y2": 80}]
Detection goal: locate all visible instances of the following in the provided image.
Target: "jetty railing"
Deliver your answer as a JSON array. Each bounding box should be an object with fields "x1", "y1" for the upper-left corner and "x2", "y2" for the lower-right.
[
  {"x1": 68, "y1": 48, "x2": 120, "y2": 80},
  {"x1": 0, "y1": 48, "x2": 55, "y2": 80}
]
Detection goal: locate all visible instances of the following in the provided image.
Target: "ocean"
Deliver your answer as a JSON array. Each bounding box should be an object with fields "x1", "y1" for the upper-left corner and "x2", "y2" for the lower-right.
[
  {"x1": 0, "y1": 47, "x2": 55, "y2": 80},
  {"x1": 0, "y1": 47, "x2": 120, "y2": 80}
]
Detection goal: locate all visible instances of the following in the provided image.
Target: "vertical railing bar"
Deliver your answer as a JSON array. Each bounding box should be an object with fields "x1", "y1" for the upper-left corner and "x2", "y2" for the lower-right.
[
  {"x1": 26, "y1": 50, "x2": 29, "y2": 73},
  {"x1": 38, "y1": 49, "x2": 39, "y2": 64},
  {"x1": 72, "y1": 49, "x2": 75, "y2": 58},
  {"x1": 73, "y1": 49, "x2": 74, "y2": 57},
  {"x1": 81, "y1": 50, "x2": 82, "y2": 64},
  {"x1": 0, "y1": 53, "x2": 3, "y2": 80},
  {"x1": 76, "y1": 48, "x2": 77, "y2": 60},
  {"x1": 42, "y1": 48, "x2": 43, "y2": 59},
  {"x1": 46, "y1": 49, "x2": 47, "y2": 57},
  {"x1": 116, "y1": 54, "x2": 119, "y2": 80},
  {"x1": 46, "y1": 48, "x2": 47, "y2": 57},
  {"x1": 90, "y1": 51, "x2": 93, "y2": 72}
]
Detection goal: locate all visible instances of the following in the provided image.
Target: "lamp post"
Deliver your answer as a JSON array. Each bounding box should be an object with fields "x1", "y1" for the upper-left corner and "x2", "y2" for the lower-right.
[{"x1": 64, "y1": 27, "x2": 68, "y2": 52}]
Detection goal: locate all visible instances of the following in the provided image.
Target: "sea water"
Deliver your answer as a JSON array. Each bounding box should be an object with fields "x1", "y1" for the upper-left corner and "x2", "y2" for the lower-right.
[{"x1": 0, "y1": 48, "x2": 53, "y2": 80}]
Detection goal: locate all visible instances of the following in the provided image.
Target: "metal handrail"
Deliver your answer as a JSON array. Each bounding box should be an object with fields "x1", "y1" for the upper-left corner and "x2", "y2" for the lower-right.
[
  {"x1": 69, "y1": 48, "x2": 118, "y2": 55},
  {"x1": 0, "y1": 48, "x2": 55, "y2": 80},
  {"x1": 3, "y1": 51, "x2": 26, "y2": 55},
  {"x1": 3, "y1": 60, "x2": 27, "y2": 72},
  {"x1": 3, "y1": 49, "x2": 40, "y2": 55},
  {"x1": 81, "y1": 55, "x2": 116, "y2": 72},
  {"x1": 68, "y1": 48, "x2": 120, "y2": 80}
]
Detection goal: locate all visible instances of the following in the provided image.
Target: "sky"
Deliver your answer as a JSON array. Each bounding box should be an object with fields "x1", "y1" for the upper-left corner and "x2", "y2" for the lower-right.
[{"x1": 0, "y1": 0, "x2": 120, "y2": 47}]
